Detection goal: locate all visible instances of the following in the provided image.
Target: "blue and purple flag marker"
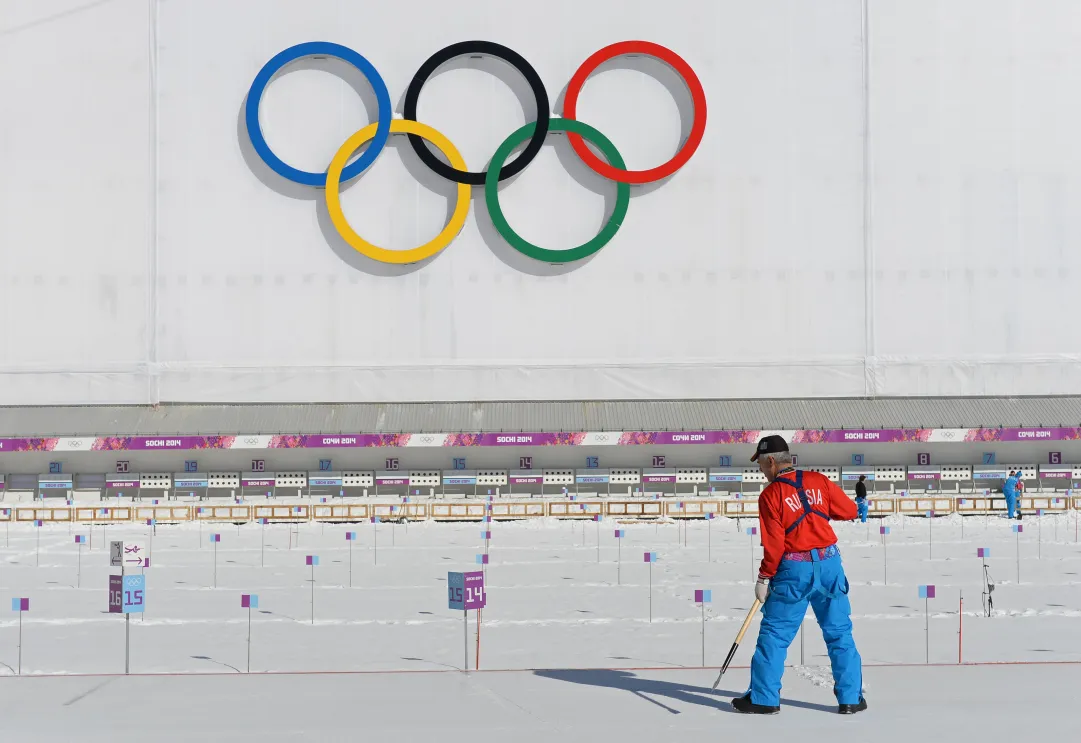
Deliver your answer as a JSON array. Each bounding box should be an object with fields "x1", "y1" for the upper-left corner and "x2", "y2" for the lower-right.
[
  {"x1": 919, "y1": 585, "x2": 936, "y2": 599},
  {"x1": 241, "y1": 594, "x2": 259, "y2": 609},
  {"x1": 926, "y1": 510, "x2": 934, "y2": 518},
  {"x1": 880, "y1": 526, "x2": 891, "y2": 535},
  {"x1": 705, "y1": 512, "x2": 716, "y2": 520},
  {"x1": 147, "y1": 519, "x2": 156, "y2": 526},
  {"x1": 746, "y1": 526, "x2": 757, "y2": 536},
  {"x1": 476, "y1": 553, "x2": 489, "y2": 565},
  {"x1": 346, "y1": 531, "x2": 356, "y2": 541},
  {"x1": 593, "y1": 514, "x2": 602, "y2": 522},
  {"x1": 306, "y1": 555, "x2": 319, "y2": 566},
  {"x1": 695, "y1": 589, "x2": 712, "y2": 604},
  {"x1": 259, "y1": 517, "x2": 269, "y2": 525},
  {"x1": 1013, "y1": 524, "x2": 1023, "y2": 533},
  {"x1": 644, "y1": 551, "x2": 657, "y2": 563},
  {"x1": 11, "y1": 598, "x2": 28, "y2": 612},
  {"x1": 74, "y1": 535, "x2": 86, "y2": 544},
  {"x1": 34, "y1": 520, "x2": 42, "y2": 527},
  {"x1": 614, "y1": 529, "x2": 625, "y2": 538},
  {"x1": 918, "y1": 585, "x2": 935, "y2": 661},
  {"x1": 481, "y1": 530, "x2": 491, "y2": 540},
  {"x1": 977, "y1": 548, "x2": 990, "y2": 558},
  {"x1": 209, "y1": 533, "x2": 220, "y2": 543},
  {"x1": 371, "y1": 516, "x2": 381, "y2": 524}
]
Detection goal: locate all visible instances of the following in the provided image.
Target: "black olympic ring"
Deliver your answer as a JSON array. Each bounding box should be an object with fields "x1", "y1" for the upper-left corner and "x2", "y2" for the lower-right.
[{"x1": 402, "y1": 40, "x2": 551, "y2": 186}]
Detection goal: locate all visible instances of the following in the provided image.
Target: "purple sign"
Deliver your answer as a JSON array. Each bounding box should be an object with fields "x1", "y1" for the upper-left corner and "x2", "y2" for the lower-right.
[
  {"x1": 105, "y1": 479, "x2": 140, "y2": 489},
  {"x1": 908, "y1": 473, "x2": 941, "y2": 480},
  {"x1": 241, "y1": 478, "x2": 275, "y2": 487},
  {"x1": 448, "y1": 570, "x2": 486, "y2": 610},
  {"x1": 109, "y1": 575, "x2": 122, "y2": 613},
  {"x1": 642, "y1": 474, "x2": 677, "y2": 483},
  {"x1": 376, "y1": 477, "x2": 409, "y2": 486},
  {"x1": 1040, "y1": 471, "x2": 1070, "y2": 479},
  {"x1": 509, "y1": 476, "x2": 543, "y2": 485}
]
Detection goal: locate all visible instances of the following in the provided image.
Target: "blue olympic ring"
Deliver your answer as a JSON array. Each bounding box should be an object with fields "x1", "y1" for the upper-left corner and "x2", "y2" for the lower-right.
[{"x1": 244, "y1": 41, "x2": 393, "y2": 188}]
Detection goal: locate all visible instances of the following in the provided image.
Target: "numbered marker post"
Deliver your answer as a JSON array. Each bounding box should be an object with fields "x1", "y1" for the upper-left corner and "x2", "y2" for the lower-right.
[
  {"x1": 746, "y1": 526, "x2": 758, "y2": 579},
  {"x1": 593, "y1": 514, "x2": 602, "y2": 563},
  {"x1": 644, "y1": 552, "x2": 658, "y2": 622},
  {"x1": 880, "y1": 526, "x2": 891, "y2": 584},
  {"x1": 209, "y1": 534, "x2": 221, "y2": 587},
  {"x1": 306, "y1": 555, "x2": 319, "y2": 624},
  {"x1": 34, "y1": 520, "x2": 43, "y2": 567},
  {"x1": 927, "y1": 510, "x2": 934, "y2": 559},
  {"x1": 259, "y1": 517, "x2": 269, "y2": 567},
  {"x1": 695, "y1": 589, "x2": 712, "y2": 666},
  {"x1": 918, "y1": 585, "x2": 936, "y2": 663},
  {"x1": 11, "y1": 598, "x2": 28, "y2": 674},
  {"x1": 345, "y1": 532, "x2": 357, "y2": 587},
  {"x1": 978, "y1": 548, "x2": 994, "y2": 617},
  {"x1": 241, "y1": 594, "x2": 259, "y2": 672},
  {"x1": 448, "y1": 571, "x2": 486, "y2": 672},
  {"x1": 1013, "y1": 524, "x2": 1023, "y2": 582},
  {"x1": 705, "y1": 512, "x2": 715, "y2": 561},
  {"x1": 371, "y1": 516, "x2": 380, "y2": 565},
  {"x1": 614, "y1": 529, "x2": 625, "y2": 584},
  {"x1": 120, "y1": 574, "x2": 145, "y2": 674},
  {"x1": 74, "y1": 535, "x2": 86, "y2": 587},
  {"x1": 146, "y1": 519, "x2": 156, "y2": 563}
]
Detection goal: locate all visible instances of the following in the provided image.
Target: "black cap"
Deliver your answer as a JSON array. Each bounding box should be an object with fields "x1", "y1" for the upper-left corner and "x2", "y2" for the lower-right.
[{"x1": 751, "y1": 435, "x2": 789, "y2": 462}]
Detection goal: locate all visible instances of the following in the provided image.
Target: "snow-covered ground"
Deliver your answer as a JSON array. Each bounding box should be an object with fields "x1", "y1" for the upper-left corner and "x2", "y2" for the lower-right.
[{"x1": 0, "y1": 511, "x2": 1078, "y2": 738}]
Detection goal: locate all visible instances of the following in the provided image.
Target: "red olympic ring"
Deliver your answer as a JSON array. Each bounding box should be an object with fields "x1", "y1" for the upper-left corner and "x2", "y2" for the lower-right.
[{"x1": 562, "y1": 40, "x2": 707, "y2": 185}]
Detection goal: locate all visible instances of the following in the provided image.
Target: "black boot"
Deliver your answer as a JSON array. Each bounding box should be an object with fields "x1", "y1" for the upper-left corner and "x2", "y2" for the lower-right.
[
  {"x1": 838, "y1": 696, "x2": 868, "y2": 715},
  {"x1": 732, "y1": 693, "x2": 780, "y2": 715}
]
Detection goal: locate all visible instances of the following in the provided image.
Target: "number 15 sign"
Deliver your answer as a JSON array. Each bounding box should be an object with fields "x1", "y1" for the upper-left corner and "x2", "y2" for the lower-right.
[{"x1": 448, "y1": 571, "x2": 486, "y2": 610}]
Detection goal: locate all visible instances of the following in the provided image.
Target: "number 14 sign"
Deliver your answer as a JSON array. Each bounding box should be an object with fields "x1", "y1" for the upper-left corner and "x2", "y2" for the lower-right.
[{"x1": 448, "y1": 571, "x2": 485, "y2": 610}]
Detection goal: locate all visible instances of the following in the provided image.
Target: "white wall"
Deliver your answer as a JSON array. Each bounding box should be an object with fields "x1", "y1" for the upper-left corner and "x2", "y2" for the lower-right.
[{"x1": 1, "y1": 0, "x2": 1079, "y2": 405}]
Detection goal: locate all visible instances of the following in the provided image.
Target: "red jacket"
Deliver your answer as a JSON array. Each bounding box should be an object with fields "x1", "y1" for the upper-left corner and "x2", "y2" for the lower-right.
[{"x1": 757, "y1": 469, "x2": 858, "y2": 579}]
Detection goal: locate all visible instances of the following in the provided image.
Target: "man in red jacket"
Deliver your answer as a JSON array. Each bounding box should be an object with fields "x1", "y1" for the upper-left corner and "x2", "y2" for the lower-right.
[{"x1": 732, "y1": 435, "x2": 867, "y2": 715}]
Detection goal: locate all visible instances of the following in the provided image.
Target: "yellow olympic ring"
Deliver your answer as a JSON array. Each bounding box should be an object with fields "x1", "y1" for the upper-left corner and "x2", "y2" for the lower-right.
[{"x1": 325, "y1": 120, "x2": 471, "y2": 265}]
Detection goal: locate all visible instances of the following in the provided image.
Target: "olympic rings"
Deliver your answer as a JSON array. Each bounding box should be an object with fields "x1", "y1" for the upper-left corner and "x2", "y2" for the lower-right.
[
  {"x1": 563, "y1": 41, "x2": 708, "y2": 184},
  {"x1": 403, "y1": 41, "x2": 550, "y2": 185},
  {"x1": 486, "y1": 119, "x2": 630, "y2": 263},
  {"x1": 246, "y1": 42, "x2": 392, "y2": 187},
  {"x1": 246, "y1": 40, "x2": 706, "y2": 264},
  {"x1": 325, "y1": 120, "x2": 471, "y2": 265}
]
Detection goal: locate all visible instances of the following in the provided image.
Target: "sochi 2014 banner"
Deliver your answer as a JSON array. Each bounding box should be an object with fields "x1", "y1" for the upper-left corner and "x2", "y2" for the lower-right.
[{"x1": 0, "y1": 427, "x2": 1079, "y2": 452}]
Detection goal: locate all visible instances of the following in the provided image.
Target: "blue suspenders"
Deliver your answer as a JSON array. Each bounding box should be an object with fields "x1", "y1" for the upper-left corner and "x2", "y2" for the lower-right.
[{"x1": 773, "y1": 470, "x2": 831, "y2": 535}]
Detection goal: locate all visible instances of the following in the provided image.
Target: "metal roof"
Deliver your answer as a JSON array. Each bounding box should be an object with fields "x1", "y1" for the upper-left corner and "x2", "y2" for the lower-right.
[{"x1": 1, "y1": 397, "x2": 1081, "y2": 437}]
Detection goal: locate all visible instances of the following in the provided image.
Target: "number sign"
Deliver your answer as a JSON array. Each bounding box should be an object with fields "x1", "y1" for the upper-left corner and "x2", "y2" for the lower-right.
[
  {"x1": 49, "y1": 462, "x2": 62, "y2": 474},
  {"x1": 586, "y1": 456, "x2": 599, "y2": 469},
  {"x1": 983, "y1": 452, "x2": 996, "y2": 465},
  {"x1": 652, "y1": 455, "x2": 666, "y2": 468},
  {"x1": 184, "y1": 460, "x2": 198, "y2": 472},
  {"x1": 116, "y1": 460, "x2": 130, "y2": 474},
  {"x1": 852, "y1": 454, "x2": 864, "y2": 466},
  {"x1": 447, "y1": 571, "x2": 486, "y2": 611},
  {"x1": 453, "y1": 458, "x2": 466, "y2": 470},
  {"x1": 1050, "y1": 452, "x2": 1062, "y2": 465},
  {"x1": 385, "y1": 458, "x2": 399, "y2": 471},
  {"x1": 109, "y1": 575, "x2": 123, "y2": 613},
  {"x1": 917, "y1": 453, "x2": 931, "y2": 466},
  {"x1": 719, "y1": 456, "x2": 732, "y2": 468},
  {"x1": 519, "y1": 456, "x2": 532, "y2": 470},
  {"x1": 319, "y1": 459, "x2": 332, "y2": 471},
  {"x1": 122, "y1": 575, "x2": 146, "y2": 614},
  {"x1": 251, "y1": 459, "x2": 265, "y2": 472}
]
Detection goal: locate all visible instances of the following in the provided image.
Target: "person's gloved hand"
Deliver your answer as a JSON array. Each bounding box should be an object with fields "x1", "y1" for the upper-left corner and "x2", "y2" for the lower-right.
[{"x1": 754, "y1": 578, "x2": 771, "y2": 603}]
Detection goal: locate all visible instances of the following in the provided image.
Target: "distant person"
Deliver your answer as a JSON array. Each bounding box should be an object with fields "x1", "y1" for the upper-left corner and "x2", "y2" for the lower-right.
[
  {"x1": 854, "y1": 475, "x2": 869, "y2": 523},
  {"x1": 733, "y1": 435, "x2": 866, "y2": 715},
  {"x1": 1003, "y1": 471, "x2": 1019, "y2": 519}
]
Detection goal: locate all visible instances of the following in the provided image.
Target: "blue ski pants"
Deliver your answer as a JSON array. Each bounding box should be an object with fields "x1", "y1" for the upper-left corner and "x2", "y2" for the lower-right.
[
  {"x1": 856, "y1": 499, "x2": 869, "y2": 522},
  {"x1": 1004, "y1": 493, "x2": 1018, "y2": 518},
  {"x1": 748, "y1": 550, "x2": 863, "y2": 707}
]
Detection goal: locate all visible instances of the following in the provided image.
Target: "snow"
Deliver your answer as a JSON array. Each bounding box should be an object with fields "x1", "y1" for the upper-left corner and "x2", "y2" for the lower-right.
[{"x1": 0, "y1": 510, "x2": 1079, "y2": 739}]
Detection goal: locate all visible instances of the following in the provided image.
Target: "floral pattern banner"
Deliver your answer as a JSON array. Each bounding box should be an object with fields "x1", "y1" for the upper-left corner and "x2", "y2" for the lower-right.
[{"x1": 0, "y1": 427, "x2": 1079, "y2": 452}]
